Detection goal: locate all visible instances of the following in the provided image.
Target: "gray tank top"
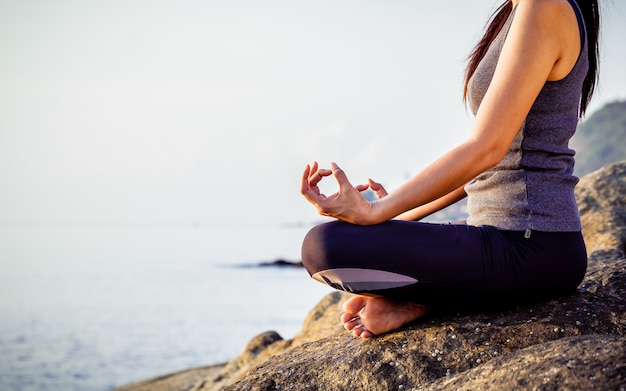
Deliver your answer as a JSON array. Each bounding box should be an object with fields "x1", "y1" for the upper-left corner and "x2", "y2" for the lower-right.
[{"x1": 465, "y1": 0, "x2": 588, "y2": 232}]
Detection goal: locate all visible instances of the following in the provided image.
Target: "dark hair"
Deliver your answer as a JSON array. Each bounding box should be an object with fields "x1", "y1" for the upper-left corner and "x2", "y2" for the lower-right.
[{"x1": 463, "y1": 0, "x2": 600, "y2": 117}]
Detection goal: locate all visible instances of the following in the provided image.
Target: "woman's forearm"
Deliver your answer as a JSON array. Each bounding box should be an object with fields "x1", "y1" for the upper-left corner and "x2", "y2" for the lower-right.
[
  {"x1": 370, "y1": 138, "x2": 503, "y2": 224},
  {"x1": 395, "y1": 184, "x2": 467, "y2": 221}
]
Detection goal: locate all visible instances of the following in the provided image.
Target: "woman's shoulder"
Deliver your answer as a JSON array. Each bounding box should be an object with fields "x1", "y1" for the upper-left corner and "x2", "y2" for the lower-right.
[
  {"x1": 508, "y1": 0, "x2": 580, "y2": 50},
  {"x1": 515, "y1": 0, "x2": 579, "y2": 16},
  {"x1": 512, "y1": 0, "x2": 581, "y2": 39},
  {"x1": 512, "y1": 0, "x2": 583, "y2": 80}
]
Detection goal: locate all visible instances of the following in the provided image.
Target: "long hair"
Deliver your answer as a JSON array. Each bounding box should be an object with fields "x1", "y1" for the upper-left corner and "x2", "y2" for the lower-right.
[{"x1": 463, "y1": 0, "x2": 600, "y2": 117}]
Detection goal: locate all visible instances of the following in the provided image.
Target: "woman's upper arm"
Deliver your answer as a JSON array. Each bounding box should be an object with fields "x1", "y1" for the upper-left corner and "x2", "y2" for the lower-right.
[{"x1": 469, "y1": 0, "x2": 575, "y2": 167}]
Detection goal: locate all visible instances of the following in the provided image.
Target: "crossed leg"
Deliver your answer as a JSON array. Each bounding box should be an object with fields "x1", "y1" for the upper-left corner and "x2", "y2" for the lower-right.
[{"x1": 340, "y1": 294, "x2": 429, "y2": 339}]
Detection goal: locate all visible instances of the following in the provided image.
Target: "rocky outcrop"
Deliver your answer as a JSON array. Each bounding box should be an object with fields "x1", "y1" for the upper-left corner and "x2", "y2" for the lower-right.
[
  {"x1": 113, "y1": 365, "x2": 225, "y2": 391},
  {"x1": 115, "y1": 161, "x2": 626, "y2": 391},
  {"x1": 213, "y1": 260, "x2": 625, "y2": 391},
  {"x1": 575, "y1": 161, "x2": 626, "y2": 260}
]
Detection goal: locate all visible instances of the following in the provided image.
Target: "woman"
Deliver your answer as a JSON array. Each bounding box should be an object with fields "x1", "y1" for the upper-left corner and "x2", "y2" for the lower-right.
[{"x1": 300, "y1": 0, "x2": 600, "y2": 339}]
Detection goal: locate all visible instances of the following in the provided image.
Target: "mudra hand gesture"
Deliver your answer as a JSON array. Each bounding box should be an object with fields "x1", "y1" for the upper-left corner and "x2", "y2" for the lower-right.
[{"x1": 300, "y1": 161, "x2": 388, "y2": 225}]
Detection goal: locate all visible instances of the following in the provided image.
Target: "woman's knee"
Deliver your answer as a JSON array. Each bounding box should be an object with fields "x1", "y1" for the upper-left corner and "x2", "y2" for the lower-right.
[
  {"x1": 301, "y1": 222, "x2": 335, "y2": 274},
  {"x1": 302, "y1": 224, "x2": 326, "y2": 274}
]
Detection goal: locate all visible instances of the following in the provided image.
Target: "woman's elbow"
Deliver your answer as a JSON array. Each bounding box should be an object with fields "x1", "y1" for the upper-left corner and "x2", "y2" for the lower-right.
[
  {"x1": 480, "y1": 146, "x2": 508, "y2": 170},
  {"x1": 465, "y1": 138, "x2": 508, "y2": 173}
]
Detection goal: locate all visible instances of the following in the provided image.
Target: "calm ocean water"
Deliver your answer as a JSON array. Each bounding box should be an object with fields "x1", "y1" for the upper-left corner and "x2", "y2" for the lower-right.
[{"x1": 0, "y1": 223, "x2": 333, "y2": 391}]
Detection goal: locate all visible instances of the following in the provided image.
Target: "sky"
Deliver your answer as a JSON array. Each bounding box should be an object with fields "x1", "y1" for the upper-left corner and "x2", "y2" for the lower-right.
[{"x1": 1, "y1": 0, "x2": 624, "y2": 228}]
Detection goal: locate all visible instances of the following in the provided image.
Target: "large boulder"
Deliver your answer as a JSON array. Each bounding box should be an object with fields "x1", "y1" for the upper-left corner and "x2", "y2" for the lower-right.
[
  {"x1": 576, "y1": 161, "x2": 626, "y2": 260},
  {"x1": 115, "y1": 161, "x2": 626, "y2": 391},
  {"x1": 210, "y1": 259, "x2": 626, "y2": 391}
]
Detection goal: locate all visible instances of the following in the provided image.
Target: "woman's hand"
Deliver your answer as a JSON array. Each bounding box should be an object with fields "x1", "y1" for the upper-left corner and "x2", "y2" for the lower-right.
[{"x1": 300, "y1": 161, "x2": 387, "y2": 225}]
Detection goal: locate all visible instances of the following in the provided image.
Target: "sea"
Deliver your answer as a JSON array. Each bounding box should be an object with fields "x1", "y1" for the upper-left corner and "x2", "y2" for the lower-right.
[{"x1": 0, "y1": 223, "x2": 334, "y2": 391}]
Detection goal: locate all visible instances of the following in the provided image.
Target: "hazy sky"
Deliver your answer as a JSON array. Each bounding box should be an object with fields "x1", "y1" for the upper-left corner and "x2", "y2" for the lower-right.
[{"x1": 1, "y1": 0, "x2": 624, "y2": 227}]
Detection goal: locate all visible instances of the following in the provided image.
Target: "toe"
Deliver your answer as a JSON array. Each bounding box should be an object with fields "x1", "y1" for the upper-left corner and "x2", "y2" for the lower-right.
[
  {"x1": 342, "y1": 315, "x2": 361, "y2": 331},
  {"x1": 342, "y1": 295, "x2": 368, "y2": 314},
  {"x1": 360, "y1": 330, "x2": 374, "y2": 339},
  {"x1": 340, "y1": 312, "x2": 356, "y2": 324},
  {"x1": 352, "y1": 325, "x2": 366, "y2": 337}
]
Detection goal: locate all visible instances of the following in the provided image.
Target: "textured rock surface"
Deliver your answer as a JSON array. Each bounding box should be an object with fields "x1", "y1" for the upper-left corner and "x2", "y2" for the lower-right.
[
  {"x1": 114, "y1": 161, "x2": 626, "y2": 391},
  {"x1": 576, "y1": 161, "x2": 626, "y2": 260},
  {"x1": 113, "y1": 365, "x2": 225, "y2": 391},
  {"x1": 213, "y1": 259, "x2": 626, "y2": 391}
]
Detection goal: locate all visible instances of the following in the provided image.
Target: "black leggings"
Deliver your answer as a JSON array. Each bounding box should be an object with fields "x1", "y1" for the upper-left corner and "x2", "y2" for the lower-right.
[{"x1": 301, "y1": 220, "x2": 587, "y2": 310}]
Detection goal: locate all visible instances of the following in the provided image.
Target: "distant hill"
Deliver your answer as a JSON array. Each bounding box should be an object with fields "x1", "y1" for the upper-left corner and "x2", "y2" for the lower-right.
[{"x1": 571, "y1": 99, "x2": 626, "y2": 176}]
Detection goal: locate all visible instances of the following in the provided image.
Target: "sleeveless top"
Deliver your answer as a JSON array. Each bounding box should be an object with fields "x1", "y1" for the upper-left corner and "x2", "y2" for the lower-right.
[{"x1": 464, "y1": 0, "x2": 589, "y2": 232}]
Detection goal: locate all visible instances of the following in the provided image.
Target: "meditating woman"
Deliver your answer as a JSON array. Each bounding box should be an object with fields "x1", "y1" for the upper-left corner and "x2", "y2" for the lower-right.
[{"x1": 300, "y1": 0, "x2": 600, "y2": 339}]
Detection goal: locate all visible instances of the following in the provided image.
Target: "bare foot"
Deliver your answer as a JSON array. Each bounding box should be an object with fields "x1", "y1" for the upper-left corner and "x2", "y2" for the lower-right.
[{"x1": 340, "y1": 295, "x2": 428, "y2": 339}]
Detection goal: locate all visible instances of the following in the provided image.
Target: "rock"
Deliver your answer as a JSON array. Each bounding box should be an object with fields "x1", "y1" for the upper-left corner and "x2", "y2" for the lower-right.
[
  {"x1": 575, "y1": 161, "x2": 626, "y2": 260},
  {"x1": 113, "y1": 365, "x2": 226, "y2": 391},
  {"x1": 258, "y1": 259, "x2": 303, "y2": 267},
  {"x1": 115, "y1": 161, "x2": 626, "y2": 391},
  {"x1": 432, "y1": 334, "x2": 626, "y2": 390},
  {"x1": 202, "y1": 293, "x2": 347, "y2": 391},
  {"x1": 209, "y1": 258, "x2": 626, "y2": 391}
]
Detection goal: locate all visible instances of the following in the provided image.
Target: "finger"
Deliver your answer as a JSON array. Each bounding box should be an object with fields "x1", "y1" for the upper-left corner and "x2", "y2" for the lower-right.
[
  {"x1": 330, "y1": 162, "x2": 352, "y2": 190},
  {"x1": 306, "y1": 162, "x2": 316, "y2": 182},
  {"x1": 309, "y1": 168, "x2": 332, "y2": 187},
  {"x1": 300, "y1": 164, "x2": 313, "y2": 195},
  {"x1": 368, "y1": 178, "x2": 388, "y2": 197},
  {"x1": 367, "y1": 178, "x2": 383, "y2": 191},
  {"x1": 355, "y1": 184, "x2": 370, "y2": 192}
]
